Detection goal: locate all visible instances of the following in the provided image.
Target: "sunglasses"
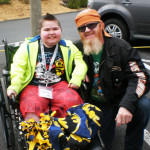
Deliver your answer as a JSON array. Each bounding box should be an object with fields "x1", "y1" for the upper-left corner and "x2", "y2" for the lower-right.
[{"x1": 78, "y1": 22, "x2": 99, "y2": 32}]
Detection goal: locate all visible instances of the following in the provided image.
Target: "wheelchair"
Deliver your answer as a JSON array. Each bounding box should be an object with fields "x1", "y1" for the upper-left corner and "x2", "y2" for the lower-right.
[
  {"x1": 0, "y1": 39, "x2": 105, "y2": 150},
  {"x1": 0, "y1": 39, "x2": 27, "y2": 150}
]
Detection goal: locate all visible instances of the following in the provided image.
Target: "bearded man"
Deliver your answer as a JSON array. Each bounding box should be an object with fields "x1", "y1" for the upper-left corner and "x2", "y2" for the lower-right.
[{"x1": 75, "y1": 9, "x2": 150, "y2": 150}]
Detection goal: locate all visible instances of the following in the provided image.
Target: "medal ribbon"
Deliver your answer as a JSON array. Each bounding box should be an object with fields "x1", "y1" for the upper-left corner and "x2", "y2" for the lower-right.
[{"x1": 40, "y1": 39, "x2": 58, "y2": 72}]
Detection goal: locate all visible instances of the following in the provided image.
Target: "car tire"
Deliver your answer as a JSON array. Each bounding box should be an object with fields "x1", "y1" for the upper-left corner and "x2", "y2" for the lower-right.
[{"x1": 104, "y1": 18, "x2": 129, "y2": 41}]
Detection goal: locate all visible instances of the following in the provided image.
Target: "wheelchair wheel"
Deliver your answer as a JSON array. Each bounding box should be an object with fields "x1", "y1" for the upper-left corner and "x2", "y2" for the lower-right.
[
  {"x1": 0, "y1": 78, "x2": 27, "y2": 150},
  {"x1": 11, "y1": 107, "x2": 28, "y2": 150},
  {"x1": 0, "y1": 81, "x2": 15, "y2": 150}
]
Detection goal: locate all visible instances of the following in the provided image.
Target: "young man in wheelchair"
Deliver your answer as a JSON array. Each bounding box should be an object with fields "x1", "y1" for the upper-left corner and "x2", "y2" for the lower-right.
[
  {"x1": 7, "y1": 13, "x2": 88, "y2": 121},
  {"x1": 6, "y1": 13, "x2": 104, "y2": 150}
]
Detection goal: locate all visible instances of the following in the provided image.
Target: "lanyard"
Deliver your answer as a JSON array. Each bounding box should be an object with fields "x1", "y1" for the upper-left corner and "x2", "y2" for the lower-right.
[{"x1": 40, "y1": 39, "x2": 58, "y2": 72}]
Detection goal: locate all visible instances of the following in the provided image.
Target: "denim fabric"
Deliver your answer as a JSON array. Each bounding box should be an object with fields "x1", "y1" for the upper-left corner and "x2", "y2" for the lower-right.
[
  {"x1": 125, "y1": 96, "x2": 150, "y2": 150},
  {"x1": 94, "y1": 96, "x2": 150, "y2": 150}
]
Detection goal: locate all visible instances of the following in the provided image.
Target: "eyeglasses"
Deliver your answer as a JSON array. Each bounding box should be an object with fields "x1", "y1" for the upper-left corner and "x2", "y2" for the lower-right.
[{"x1": 78, "y1": 22, "x2": 99, "y2": 32}]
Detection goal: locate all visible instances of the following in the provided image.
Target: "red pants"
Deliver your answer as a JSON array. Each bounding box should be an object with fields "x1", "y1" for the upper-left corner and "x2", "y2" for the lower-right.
[{"x1": 19, "y1": 81, "x2": 83, "y2": 118}]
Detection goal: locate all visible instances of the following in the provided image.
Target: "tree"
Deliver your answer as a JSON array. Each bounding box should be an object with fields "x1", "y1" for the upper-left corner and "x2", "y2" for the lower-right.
[{"x1": 30, "y1": 0, "x2": 41, "y2": 36}]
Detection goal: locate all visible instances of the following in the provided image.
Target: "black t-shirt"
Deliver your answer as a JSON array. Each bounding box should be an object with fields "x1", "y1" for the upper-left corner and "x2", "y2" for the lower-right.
[{"x1": 30, "y1": 41, "x2": 66, "y2": 86}]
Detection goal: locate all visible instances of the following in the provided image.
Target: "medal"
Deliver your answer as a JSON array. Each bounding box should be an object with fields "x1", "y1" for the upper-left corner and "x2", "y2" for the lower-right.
[{"x1": 39, "y1": 40, "x2": 60, "y2": 86}]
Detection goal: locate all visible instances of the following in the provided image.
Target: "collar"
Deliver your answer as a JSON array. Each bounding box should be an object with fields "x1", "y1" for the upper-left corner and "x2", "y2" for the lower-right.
[
  {"x1": 104, "y1": 36, "x2": 116, "y2": 57},
  {"x1": 29, "y1": 35, "x2": 67, "y2": 47}
]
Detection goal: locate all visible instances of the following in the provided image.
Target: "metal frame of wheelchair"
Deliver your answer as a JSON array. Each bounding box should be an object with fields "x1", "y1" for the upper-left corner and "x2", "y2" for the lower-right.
[
  {"x1": 0, "y1": 39, "x2": 105, "y2": 150},
  {"x1": 0, "y1": 39, "x2": 27, "y2": 150}
]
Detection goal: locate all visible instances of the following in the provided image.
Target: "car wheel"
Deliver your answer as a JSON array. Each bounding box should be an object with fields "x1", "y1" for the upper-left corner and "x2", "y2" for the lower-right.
[{"x1": 104, "y1": 18, "x2": 129, "y2": 41}]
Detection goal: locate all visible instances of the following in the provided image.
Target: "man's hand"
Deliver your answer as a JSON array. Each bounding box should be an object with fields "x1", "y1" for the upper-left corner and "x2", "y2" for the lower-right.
[
  {"x1": 115, "y1": 107, "x2": 133, "y2": 127},
  {"x1": 68, "y1": 83, "x2": 79, "y2": 89},
  {"x1": 7, "y1": 89, "x2": 17, "y2": 99}
]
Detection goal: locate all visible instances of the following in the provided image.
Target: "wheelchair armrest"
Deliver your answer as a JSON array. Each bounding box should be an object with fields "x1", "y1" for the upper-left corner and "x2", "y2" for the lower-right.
[
  {"x1": 78, "y1": 82, "x2": 90, "y2": 103},
  {"x1": 11, "y1": 94, "x2": 16, "y2": 104},
  {"x1": 82, "y1": 82, "x2": 87, "y2": 90}
]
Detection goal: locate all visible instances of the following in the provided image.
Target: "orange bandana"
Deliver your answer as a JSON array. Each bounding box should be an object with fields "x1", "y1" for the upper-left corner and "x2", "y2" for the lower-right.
[
  {"x1": 75, "y1": 9, "x2": 112, "y2": 37},
  {"x1": 75, "y1": 9, "x2": 101, "y2": 28}
]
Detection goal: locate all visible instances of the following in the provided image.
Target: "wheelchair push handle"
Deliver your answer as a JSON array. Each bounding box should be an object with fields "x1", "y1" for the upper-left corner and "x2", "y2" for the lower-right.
[{"x1": 2, "y1": 38, "x2": 7, "y2": 45}]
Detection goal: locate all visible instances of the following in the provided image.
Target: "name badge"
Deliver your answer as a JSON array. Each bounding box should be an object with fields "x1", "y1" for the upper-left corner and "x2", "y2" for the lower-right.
[{"x1": 38, "y1": 85, "x2": 53, "y2": 99}]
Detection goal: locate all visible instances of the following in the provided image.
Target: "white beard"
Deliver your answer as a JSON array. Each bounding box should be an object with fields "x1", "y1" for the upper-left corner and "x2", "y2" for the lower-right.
[{"x1": 83, "y1": 37, "x2": 103, "y2": 55}]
